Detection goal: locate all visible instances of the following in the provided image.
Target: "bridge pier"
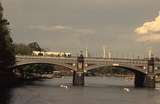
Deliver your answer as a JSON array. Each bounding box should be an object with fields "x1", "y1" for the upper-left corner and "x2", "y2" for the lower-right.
[
  {"x1": 134, "y1": 73, "x2": 145, "y2": 87},
  {"x1": 134, "y1": 73, "x2": 155, "y2": 88},
  {"x1": 144, "y1": 74, "x2": 155, "y2": 88},
  {"x1": 73, "y1": 71, "x2": 85, "y2": 86},
  {"x1": 144, "y1": 56, "x2": 155, "y2": 88},
  {"x1": 73, "y1": 53, "x2": 85, "y2": 86}
]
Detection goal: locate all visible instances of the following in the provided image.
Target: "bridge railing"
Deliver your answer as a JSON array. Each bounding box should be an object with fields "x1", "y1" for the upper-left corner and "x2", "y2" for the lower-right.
[{"x1": 84, "y1": 57, "x2": 148, "y2": 65}]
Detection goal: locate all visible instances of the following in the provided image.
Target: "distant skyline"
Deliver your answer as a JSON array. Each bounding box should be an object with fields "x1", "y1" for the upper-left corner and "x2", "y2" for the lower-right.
[{"x1": 1, "y1": 0, "x2": 160, "y2": 57}]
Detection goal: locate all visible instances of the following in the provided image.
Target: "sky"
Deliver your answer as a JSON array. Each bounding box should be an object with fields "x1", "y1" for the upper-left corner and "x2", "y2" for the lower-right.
[{"x1": 1, "y1": 0, "x2": 160, "y2": 57}]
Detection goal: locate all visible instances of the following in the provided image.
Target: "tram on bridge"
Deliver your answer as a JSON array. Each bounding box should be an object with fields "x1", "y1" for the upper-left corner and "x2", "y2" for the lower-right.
[{"x1": 32, "y1": 51, "x2": 72, "y2": 57}]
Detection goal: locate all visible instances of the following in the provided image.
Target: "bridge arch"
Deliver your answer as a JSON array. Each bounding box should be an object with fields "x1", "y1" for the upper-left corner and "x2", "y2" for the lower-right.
[
  {"x1": 85, "y1": 64, "x2": 147, "y2": 87},
  {"x1": 86, "y1": 64, "x2": 147, "y2": 75},
  {"x1": 10, "y1": 62, "x2": 75, "y2": 71}
]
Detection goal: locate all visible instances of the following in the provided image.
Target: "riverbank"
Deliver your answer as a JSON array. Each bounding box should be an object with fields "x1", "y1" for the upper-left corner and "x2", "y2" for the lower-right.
[
  {"x1": 0, "y1": 70, "x2": 46, "y2": 88},
  {"x1": 0, "y1": 70, "x2": 17, "y2": 87}
]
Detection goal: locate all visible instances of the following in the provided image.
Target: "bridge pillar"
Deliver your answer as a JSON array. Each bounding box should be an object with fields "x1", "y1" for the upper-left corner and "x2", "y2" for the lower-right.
[
  {"x1": 144, "y1": 56, "x2": 155, "y2": 88},
  {"x1": 134, "y1": 73, "x2": 145, "y2": 87},
  {"x1": 73, "y1": 53, "x2": 85, "y2": 86}
]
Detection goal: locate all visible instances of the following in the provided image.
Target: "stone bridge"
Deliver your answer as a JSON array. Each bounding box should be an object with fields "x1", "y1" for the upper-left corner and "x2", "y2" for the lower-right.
[{"x1": 12, "y1": 55, "x2": 160, "y2": 88}]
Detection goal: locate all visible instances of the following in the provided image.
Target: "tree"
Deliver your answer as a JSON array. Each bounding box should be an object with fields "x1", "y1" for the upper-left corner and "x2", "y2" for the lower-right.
[
  {"x1": 28, "y1": 42, "x2": 42, "y2": 51},
  {"x1": 0, "y1": 2, "x2": 15, "y2": 70},
  {"x1": 14, "y1": 42, "x2": 45, "y2": 55},
  {"x1": 14, "y1": 43, "x2": 32, "y2": 55}
]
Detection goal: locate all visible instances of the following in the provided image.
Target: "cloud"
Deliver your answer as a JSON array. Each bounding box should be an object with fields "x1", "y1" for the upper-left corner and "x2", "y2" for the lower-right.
[
  {"x1": 136, "y1": 34, "x2": 160, "y2": 42},
  {"x1": 135, "y1": 15, "x2": 160, "y2": 42},
  {"x1": 30, "y1": 25, "x2": 72, "y2": 31},
  {"x1": 29, "y1": 25, "x2": 95, "y2": 35}
]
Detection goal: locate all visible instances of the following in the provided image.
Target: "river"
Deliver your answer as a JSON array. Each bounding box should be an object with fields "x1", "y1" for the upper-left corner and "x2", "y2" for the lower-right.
[{"x1": 1, "y1": 77, "x2": 160, "y2": 104}]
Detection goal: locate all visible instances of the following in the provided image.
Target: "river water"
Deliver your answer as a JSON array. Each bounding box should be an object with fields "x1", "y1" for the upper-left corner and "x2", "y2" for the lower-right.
[{"x1": 3, "y1": 77, "x2": 160, "y2": 104}]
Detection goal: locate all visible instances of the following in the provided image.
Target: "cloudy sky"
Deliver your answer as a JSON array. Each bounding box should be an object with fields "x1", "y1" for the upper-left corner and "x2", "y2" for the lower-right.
[{"x1": 1, "y1": 0, "x2": 160, "y2": 57}]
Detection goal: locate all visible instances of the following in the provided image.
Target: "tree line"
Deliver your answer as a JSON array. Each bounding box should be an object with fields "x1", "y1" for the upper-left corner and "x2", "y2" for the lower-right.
[
  {"x1": 0, "y1": 2, "x2": 17, "y2": 86},
  {"x1": 0, "y1": 2, "x2": 48, "y2": 81},
  {"x1": 14, "y1": 42, "x2": 44, "y2": 55},
  {"x1": 0, "y1": 2, "x2": 15, "y2": 70}
]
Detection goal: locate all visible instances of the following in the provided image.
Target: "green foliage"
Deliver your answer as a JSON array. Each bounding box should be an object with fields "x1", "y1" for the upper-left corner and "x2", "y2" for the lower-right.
[
  {"x1": 89, "y1": 66, "x2": 132, "y2": 75},
  {"x1": 17, "y1": 64, "x2": 54, "y2": 75},
  {"x1": 89, "y1": 66, "x2": 112, "y2": 75},
  {"x1": 28, "y1": 42, "x2": 42, "y2": 51},
  {"x1": 0, "y1": 2, "x2": 15, "y2": 68},
  {"x1": 14, "y1": 42, "x2": 44, "y2": 55},
  {"x1": 14, "y1": 43, "x2": 32, "y2": 55}
]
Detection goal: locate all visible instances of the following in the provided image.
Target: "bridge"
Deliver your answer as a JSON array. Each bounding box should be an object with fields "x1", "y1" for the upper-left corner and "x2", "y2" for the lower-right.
[{"x1": 12, "y1": 54, "x2": 160, "y2": 88}]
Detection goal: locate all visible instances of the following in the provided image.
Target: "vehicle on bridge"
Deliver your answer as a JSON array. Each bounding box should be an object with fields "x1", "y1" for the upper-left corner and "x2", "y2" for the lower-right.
[{"x1": 32, "y1": 51, "x2": 72, "y2": 57}]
